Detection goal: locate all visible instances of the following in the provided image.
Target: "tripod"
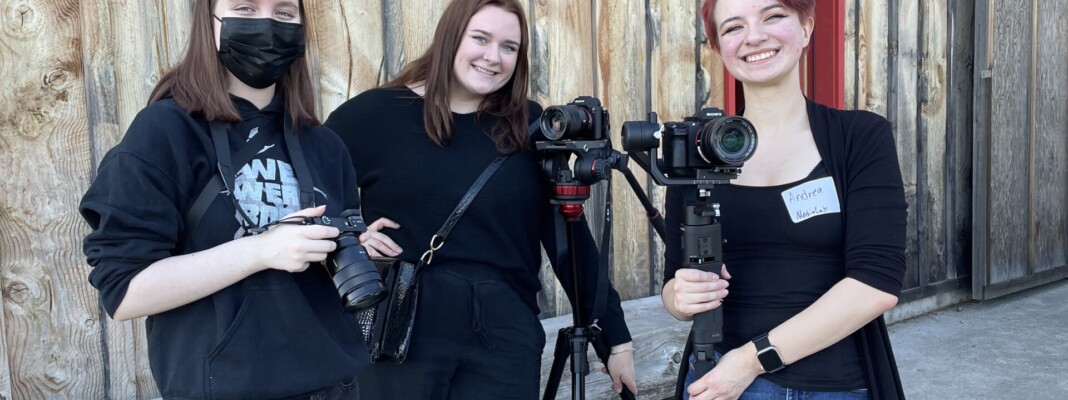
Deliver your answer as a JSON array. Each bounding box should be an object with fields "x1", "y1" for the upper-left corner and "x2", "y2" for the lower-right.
[{"x1": 538, "y1": 146, "x2": 654, "y2": 400}]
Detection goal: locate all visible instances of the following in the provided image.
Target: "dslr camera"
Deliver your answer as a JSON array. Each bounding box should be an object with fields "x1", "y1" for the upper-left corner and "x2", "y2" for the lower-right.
[
  {"x1": 622, "y1": 108, "x2": 757, "y2": 183},
  {"x1": 539, "y1": 96, "x2": 609, "y2": 141},
  {"x1": 306, "y1": 209, "x2": 387, "y2": 312},
  {"x1": 535, "y1": 96, "x2": 616, "y2": 186}
]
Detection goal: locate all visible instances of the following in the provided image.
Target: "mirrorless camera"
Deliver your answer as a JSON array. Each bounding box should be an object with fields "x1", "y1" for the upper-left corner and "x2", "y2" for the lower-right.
[
  {"x1": 307, "y1": 209, "x2": 387, "y2": 312},
  {"x1": 622, "y1": 108, "x2": 757, "y2": 181}
]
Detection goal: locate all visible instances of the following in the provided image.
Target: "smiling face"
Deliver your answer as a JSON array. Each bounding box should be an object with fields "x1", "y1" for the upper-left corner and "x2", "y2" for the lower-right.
[
  {"x1": 450, "y1": 5, "x2": 522, "y2": 107},
  {"x1": 712, "y1": 0, "x2": 813, "y2": 86}
]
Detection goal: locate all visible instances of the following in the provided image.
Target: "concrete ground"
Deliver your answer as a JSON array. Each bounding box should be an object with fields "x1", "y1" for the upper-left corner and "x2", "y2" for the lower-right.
[{"x1": 889, "y1": 279, "x2": 1068, "y2": 400}]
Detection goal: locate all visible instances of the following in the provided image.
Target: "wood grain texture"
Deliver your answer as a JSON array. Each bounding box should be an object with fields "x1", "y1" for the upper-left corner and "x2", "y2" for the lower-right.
[
  {"x1": 698, "y1": 6, "x2": 724, "y2": 111},
  {"x1": 971, "y1": 0, "x2": 993, "y2": 299},
  {"x1": 307, "y1": 1, "x2": 384, "y2": 117},
  {"x1": 648, "y1": 0, "x2": 698, "y2": 293},
  {"x1": 400, "y1": 0, "x2": 449, "y2": 75},
  {"x1": 81, "y1": 2, "x2": 197, "y2": 397},
  {"x1": 947, "y1": 0, "x2": 975, "y2": 280},
  {"x1": 1032, "y1": 0, "x2": 1068, "y2": 272},
  {"x1": 0, "y1": 1, "x2": 108, "y2": 398},
  {"x1": 856, "y1": 0, "x2": 888, "y2": 116},
  {"x1": 845, "y1": 0, "x2": 857, "y2": 109},
  {"x1": 988, "y1": 0, "x2": 1031, "y2": 284},
  {"x1": 597, "y1": 0, "x2": 652, "y2": 304},
  {"x1": 539, "y1": 296, "x2": 688, "y2": 400},
  {"x1": 892, "y1": 0, "x2": 920, "y2": 290},
  {"x1": 530, "y1": 0, "x2": 597, "y2": 319},
  {"x1": 919, "y1": 0, "x2": 948, "y2": 285}
]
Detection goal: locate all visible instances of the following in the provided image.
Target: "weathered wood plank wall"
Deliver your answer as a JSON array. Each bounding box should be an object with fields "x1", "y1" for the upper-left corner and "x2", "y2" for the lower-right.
[
  {"x1": 972, "y1": 0, "x2": 1068, "y2": 300},
  {"x1": 2, "y1": 0, "x2": 1066, "y2": 398}
]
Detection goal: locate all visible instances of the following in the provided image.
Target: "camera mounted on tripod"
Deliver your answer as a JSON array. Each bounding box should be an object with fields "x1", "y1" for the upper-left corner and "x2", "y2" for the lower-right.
[{"x1": 538, "y1": 96, "x2": 623, "y2": 190}]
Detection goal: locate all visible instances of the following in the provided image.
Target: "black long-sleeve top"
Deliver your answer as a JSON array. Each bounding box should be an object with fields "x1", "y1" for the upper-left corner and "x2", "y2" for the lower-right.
[
  {"x1": 325, "y1": 86, "x2": 631, "y2": 346},
  {"x1": 664, "y1": 99, "x2": 907, "y2": 393}
]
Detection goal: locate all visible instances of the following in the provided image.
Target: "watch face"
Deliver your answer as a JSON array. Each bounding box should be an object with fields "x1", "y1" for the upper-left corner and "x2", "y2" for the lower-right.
[{"x1": 757, "y1": 347, "x2": 784, "y2": 372}]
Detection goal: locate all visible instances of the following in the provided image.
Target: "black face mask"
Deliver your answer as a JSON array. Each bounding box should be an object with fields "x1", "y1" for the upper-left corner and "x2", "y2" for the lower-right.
[{"x1": 216, "y1": 16, "x2": 306, "y2": 89}]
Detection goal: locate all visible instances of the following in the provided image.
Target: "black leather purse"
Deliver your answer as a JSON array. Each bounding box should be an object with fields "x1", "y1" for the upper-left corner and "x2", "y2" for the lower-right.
[{"x1": 355, "y1": 154, "x2": 510, "y2": 363}]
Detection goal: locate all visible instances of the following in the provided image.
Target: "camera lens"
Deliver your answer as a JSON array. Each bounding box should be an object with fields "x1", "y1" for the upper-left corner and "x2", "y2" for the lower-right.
[
  {"x1": 621, "y1": 120, "x2": 662, "y2": 152},
  {"x1": 540, "y1": 105, "x2": 592, "y2": 140},
  {"x1": 329, "y1": 233, "x2": 387, "y2": 312},
  {"x1": 695, "y1": 116, "x2": 757, "y2": 166}
]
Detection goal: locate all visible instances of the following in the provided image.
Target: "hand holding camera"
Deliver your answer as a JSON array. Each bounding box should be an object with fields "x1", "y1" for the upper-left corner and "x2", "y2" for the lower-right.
[
  {"x1": 250, "y1": 205, "x2": 341, "y2": 274},
  {"x1": 249, "y1": 205, "x2": 389, "y2": 312}
]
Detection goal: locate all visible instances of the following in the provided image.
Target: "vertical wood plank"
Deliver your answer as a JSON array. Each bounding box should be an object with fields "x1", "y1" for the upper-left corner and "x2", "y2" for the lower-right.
[
  {"x1": 1033, "y1": 0, "x2": 1068, "y2": 272},
  {"x1": 532, "y1": 0, "x2": 597, "y2": 318},
  {"x1": 971, "y1": 0, "x2": 993, "y2": 299},
  {"x1": 856, "y1": 0, "x2": 888, "y2": 116},
  {"x1": 648, "y1": 0, "x2": 698, "y2": 293},
  {"x1": 946, "y1": 0, "x2": 975, "y2": 280},
  {"x1": 844, "y1": 0, "x2": 857, "y2": 109},
  {"x1": 698, "y1": 5, "x2": 725, "y2": 111},
  {"x1": 0, "y1": 0, "x2": 108, "y2": 398},
  {"x1": 400, "y1": 0, "x2": 450, "y2": 73},
  {"x1": 891, "y1": 0, "x2": 920, "y2": 290},
  {"x1": 307, "y1": 2, "x2": 384, "y2": 117},
  {"x1": 988, "y1": 0, "x2": 1031, "y2": 284},
  {"x1": 597, "y1": 0, "x2": 651, "y2": 303},
  {"x1": 919, "y1": 0, "x2": 948, "y2": 285},
  {"x1": 78, "y1": 2, "x2": 148, "y2": 399},
  {"x1": 82, "y1": 2, "x2": 195, "y2": 397}
]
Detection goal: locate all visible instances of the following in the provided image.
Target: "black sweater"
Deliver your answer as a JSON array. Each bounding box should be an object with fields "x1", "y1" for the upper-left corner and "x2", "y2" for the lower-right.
[
  {"x1": 665, "y1": 100, "x2": 906, "y2": 395},
  {"x1": 324, "y1": 86, "x2": 631, "y2": 346},
  {"x1": 80, "y1": 94, "x2": 368, "y2": 399}
]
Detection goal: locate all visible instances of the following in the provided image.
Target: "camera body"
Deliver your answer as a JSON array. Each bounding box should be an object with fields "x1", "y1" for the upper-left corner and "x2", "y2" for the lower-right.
[
  {"x1": 622, "y1": 108, "x2": 757, "y2": 182},
  {"x1": 539, "y1": 96, "x2": 609, "y2": 141},
  {"x1": 308, "y1": 209, "x2": 387, "y2": 312},
  {"x1": 662, "y1": 108, "x2": 755, "y2": 172}
]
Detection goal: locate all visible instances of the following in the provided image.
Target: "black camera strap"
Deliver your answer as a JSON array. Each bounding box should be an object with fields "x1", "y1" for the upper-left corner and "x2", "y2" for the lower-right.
[
  {"x1": 182, "y1": 114, "x2": 313, "y2": 250},
  {"x1": 181, "y1": 120, "x2": 278, "y2": 249},
  {"x1": 415, "y1": 154, "x2": 510, "y2": 270}
]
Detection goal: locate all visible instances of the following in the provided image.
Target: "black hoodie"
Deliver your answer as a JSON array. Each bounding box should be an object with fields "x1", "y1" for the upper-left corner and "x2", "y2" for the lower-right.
[{"x1": 80, "y1": 93, "x2": 368, "y2": 399}]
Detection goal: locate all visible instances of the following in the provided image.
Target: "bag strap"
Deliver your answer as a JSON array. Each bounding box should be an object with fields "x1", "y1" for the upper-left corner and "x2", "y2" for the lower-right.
[
  {"x1": 416, "y1": 154, "x2": 510, "y2": 269},
  {"x1": 180, "y1": 123, "x2": 280, "y2": 250}
]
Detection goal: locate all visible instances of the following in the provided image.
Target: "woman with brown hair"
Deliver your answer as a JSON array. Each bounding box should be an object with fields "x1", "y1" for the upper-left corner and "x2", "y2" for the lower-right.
[
  {"x1": 80, "y1": 1, "x2": 379, "y2": 398},
  {"x1": 325, "y1": 0, "x2": 637, "y2": 398}
]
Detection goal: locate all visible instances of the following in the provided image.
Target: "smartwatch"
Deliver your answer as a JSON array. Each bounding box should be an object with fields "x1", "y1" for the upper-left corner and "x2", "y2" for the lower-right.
[{"x1": 752, "y1": 332, "x2": 785, "y2": 373}]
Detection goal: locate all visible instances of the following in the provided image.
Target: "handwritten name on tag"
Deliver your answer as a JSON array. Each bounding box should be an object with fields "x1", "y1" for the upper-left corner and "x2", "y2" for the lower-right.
[{"x1": 781, "y1": 177, "x2": 841, "y2": 223}]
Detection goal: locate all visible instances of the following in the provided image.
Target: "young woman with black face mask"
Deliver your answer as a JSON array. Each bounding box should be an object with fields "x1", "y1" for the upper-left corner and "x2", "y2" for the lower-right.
[{"x1": 79, "y1": 1, "x2": 387, "y2": 398}]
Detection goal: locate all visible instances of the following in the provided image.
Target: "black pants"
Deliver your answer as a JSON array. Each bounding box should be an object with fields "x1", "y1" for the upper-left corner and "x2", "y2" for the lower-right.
[{"x1": 358, "y1": 264, "x2": 546, "y2": 399}]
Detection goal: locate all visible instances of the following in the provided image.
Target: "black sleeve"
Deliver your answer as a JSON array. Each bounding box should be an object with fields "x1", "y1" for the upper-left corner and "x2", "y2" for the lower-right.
[
  {"x1": 842, "y1": 115, "x2": 908, "y2": 296},
  {"x1": 663, "y1": 186, "x2": 684, "y2": 286},
  {"x1": 80, "y1": 109, "x2": 189, "y2": 317}
]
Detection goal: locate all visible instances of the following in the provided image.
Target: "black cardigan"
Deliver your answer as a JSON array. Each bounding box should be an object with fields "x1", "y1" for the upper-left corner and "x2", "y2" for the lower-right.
[{"x1": 806, "y1": 99, "x2": 906, "y2": 400}]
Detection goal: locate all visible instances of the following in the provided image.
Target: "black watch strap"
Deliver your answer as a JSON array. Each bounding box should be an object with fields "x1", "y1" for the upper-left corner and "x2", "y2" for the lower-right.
[{"x1": 753, "y1": 332, "x2": 785, "y2": 373}]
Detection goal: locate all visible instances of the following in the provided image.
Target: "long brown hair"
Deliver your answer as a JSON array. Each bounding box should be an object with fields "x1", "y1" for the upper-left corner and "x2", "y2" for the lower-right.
[
  {"x1": 147, "y1": 0, "x2": 319, "y2": 130},
  {"x1": 386, "y1": 0, "x2": 530, "y2": 153}
]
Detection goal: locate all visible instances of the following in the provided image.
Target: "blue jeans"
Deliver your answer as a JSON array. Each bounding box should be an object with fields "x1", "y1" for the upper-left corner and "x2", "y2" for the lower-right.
[{"x1": 683, "y1": 354, "x2": 870, "y2": 400}]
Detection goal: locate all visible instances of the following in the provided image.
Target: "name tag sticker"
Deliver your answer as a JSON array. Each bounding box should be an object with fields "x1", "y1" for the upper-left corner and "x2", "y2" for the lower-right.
[{"x1": 781, "y1": 177, "x2": 841, "y2": 223}]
